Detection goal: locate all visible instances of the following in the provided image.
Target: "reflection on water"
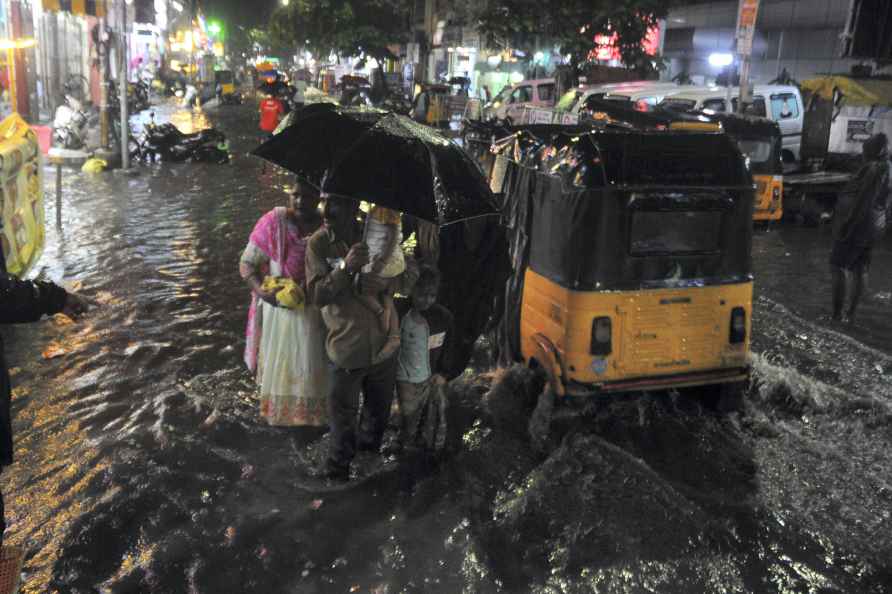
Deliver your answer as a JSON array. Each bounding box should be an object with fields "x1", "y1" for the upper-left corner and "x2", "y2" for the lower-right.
[{"x1": 0, "y1": 101, "x2": 890, "y2": 593}]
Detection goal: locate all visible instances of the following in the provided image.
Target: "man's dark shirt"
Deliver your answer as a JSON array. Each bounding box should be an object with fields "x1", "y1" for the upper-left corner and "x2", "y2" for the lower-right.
[{"x1": 1, "y1": 249, "x2": 68, "y2": 465}]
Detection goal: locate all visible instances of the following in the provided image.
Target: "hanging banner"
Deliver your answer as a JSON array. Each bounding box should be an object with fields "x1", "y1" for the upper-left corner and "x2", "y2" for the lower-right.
[
  {"x1": 736, "y1": 0, "x2": 761, "y2": 56},
  {"x1": 0, "y1": 113, "x2": 44, "y2": 277},
  {"x1": 41, "y1": 0, "x2": 107, "y2": 18}
]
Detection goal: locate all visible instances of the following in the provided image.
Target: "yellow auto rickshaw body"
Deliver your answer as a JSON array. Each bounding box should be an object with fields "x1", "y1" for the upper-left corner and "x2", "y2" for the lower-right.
[{"x1": 520, "y1": 270, "x2": 751, "y2": 395}]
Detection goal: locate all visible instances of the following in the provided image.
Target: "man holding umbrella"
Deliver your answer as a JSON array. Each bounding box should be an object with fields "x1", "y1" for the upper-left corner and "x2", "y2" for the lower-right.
[{"x1": 306, "y1": 198, "x2": 419, "y2": 481}]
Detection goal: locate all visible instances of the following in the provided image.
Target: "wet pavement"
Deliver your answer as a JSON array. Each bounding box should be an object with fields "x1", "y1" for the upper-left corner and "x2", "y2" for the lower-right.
[{"x1": 1, "y1": 100, "x2": 891, "y2": 593}]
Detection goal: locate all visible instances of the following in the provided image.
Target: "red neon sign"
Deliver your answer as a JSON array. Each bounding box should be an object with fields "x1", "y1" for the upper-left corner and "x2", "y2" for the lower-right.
[{"x1": 592, "y1": 24, "x2": 661, "y2": 62}]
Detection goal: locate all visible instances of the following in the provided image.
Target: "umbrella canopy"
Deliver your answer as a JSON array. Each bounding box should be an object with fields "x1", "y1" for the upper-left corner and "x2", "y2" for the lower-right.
[
  {"x1": 251, "y1": 104, "x2": 385, "y2": 188},
  {"x1": 323, "y1": 114, "x2": 498, "y2": 225},
  {"x1": 253, "y1": 108, "x2": 498, "y2": 225}
]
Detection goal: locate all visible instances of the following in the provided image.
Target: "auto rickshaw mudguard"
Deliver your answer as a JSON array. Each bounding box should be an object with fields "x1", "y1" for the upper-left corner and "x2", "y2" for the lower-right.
[{"x1": 530, "y1": 333, "x2": 566, "y2": 397}]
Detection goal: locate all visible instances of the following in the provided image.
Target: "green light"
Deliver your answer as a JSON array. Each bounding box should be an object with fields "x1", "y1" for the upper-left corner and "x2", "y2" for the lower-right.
[{"x1": 208, "y1": 21, "x2": 222, "y2": 36}]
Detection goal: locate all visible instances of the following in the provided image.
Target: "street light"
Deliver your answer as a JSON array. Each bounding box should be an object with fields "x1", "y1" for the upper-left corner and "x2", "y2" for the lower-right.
[{"x1": 708, "y1": 52, "x2": 734, "y2": 67}]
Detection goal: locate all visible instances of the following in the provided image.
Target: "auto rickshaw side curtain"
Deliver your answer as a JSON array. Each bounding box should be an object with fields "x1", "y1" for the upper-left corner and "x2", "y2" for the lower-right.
[{"x1": 495, "y1": 159, "x2": 536, "y2": 364}]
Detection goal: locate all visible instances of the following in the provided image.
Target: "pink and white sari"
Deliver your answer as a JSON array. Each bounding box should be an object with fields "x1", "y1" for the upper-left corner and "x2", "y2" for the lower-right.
[{"x1": 242, "y1": 207, "x2": 329, "y2": 426}]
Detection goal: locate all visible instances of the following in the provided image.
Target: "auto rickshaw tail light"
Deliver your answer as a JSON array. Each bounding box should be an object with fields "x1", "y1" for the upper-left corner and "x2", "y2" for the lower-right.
[
  {"x1": 730, "y1": 307, "x2": 746, "y2": 343},
  {"x1": 772, "y1": 186, "x2": 781, "y2": 203},
  {"x1": 591, "y1": 317, "x2": 612, "y2": 355}
]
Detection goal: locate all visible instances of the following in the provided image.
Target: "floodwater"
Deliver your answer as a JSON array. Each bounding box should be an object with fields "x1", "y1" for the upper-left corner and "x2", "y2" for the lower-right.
[{"x1": 1, "y1": 100, "x2": 891, "y2": 593}]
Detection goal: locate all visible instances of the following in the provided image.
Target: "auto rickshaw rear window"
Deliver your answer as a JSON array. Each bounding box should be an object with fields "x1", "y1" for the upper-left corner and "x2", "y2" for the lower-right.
[{"x1": 629, "y1": 211, "x2": 724, "y2": 256}]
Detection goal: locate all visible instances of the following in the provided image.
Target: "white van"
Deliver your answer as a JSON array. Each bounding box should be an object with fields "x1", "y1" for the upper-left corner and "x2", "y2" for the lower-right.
[
  {"x1": 484, "y1": 78, "x2": 557, "y2": 122},
  {"x1": 659, "y1": 84, "x2": 804, "y2": 163},
  {"x1": 555, "y1": 81, "x2": 685, "y2": 114}
]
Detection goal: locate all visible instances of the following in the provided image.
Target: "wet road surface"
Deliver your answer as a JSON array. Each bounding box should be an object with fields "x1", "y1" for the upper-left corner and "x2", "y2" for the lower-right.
[{"x1": 1, "y1": 100, "x2": 891, "y2": 593}]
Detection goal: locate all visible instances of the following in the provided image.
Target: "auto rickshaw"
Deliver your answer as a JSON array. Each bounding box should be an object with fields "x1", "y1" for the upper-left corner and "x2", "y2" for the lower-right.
[
  {"x1": 495, "y1": 125, "x2": 754, "y2": 414},
  {"x1": 214, "y1": 70, "x2": 242, "y2": 105},
  {"x1": 411, "y1": 84, "x2": 451, "y2": 128},
  {"x1": 670, "y1": 114, "x2": 783, "y2": 222}
]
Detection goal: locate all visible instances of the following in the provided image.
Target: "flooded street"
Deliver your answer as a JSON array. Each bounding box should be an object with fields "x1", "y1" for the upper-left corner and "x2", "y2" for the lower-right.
[{"x1": 2, "y1": 101, "x2": 891, "y2": 593}]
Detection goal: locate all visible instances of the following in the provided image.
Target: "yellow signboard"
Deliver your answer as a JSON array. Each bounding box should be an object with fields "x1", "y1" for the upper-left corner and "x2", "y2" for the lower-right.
[
  {"x1": 0, "y1": 113, "x2": 44, "y2": 277},
  {"x1": 41, "y1": 0, "x2": 107, "y2": 18}
]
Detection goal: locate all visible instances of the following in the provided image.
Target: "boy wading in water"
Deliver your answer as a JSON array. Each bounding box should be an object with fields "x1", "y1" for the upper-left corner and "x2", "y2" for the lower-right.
[{"x1": 395, "y1": 265, "x2": 453, "y2": 452}]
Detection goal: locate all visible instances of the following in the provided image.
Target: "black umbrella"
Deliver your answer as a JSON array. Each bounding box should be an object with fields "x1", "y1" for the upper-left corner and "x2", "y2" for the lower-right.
[
  {"x1": 253, "y1": 109, "x2": 498, "y2": 225},
  {"x1": 251, "y1": 105, "x2": 385, "y2": 187},
  {"x1": 322, "y1": 113, "x2": 499, "y2": 225}
]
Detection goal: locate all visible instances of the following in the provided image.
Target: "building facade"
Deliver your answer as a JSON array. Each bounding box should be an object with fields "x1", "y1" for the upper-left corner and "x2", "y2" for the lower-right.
[{"x1": 662, "y1": 0, "x2": 874, "y2": 85}]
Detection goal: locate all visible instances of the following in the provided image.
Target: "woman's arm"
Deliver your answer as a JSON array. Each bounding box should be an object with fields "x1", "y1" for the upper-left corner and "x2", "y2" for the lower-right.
[{"x1": 239, "y1": 246, "x2": 277, "y2": 305}]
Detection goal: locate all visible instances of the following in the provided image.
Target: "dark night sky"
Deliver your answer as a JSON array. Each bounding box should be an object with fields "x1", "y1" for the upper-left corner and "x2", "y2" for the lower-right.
[{"x1": 199, "y1": 0, "x2": 278, "y2": 28}]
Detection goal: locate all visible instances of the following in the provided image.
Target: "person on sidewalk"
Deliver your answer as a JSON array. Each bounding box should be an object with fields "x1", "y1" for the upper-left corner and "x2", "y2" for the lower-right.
[
  {"x1": 240, "y1": 181, "x2": 330, "y2": 430},
  {"x1": 1, "y1": 237, "x2": 90, "y2": 547},
  {"x1": 305, "y1": 198, "x2": 419, "y2": 481},
  {"x1": 830, "y1": 133, "x2": 892, "y2": 322},
  {"x1": 394, "y1": 265, "x2": 453, "y2": 454}
]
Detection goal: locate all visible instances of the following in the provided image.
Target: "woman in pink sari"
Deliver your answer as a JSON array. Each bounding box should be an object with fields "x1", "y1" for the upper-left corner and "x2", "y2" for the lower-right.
[{"x1": 240, "y1": 182, "x2": 330, "y2": 426}]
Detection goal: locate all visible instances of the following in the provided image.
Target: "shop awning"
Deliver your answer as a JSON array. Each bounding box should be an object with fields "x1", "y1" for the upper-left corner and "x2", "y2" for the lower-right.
[{"x1": 41, "y1": 0, "x2": 107, "y2": 17}]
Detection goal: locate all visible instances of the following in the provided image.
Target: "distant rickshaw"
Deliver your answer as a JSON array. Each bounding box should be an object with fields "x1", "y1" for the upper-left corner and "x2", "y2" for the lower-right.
[
  {"x1": 582, "y1": 100, "x2": 784, "y2": 222},
  {"x1": 214, "y1": 70, "x2": 242, "y2": 105},
  {"x1": 495, "y1": 125, "x2": 755, "y2": 414},
  {"x1": 411, "y1": 83, "x2": 468, "y2": 128},
  {"x1": 676, "y1": 113, "x2": 784, "y2": 222}
]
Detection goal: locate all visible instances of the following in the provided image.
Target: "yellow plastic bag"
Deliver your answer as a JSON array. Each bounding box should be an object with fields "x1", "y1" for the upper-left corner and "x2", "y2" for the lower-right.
[
  {"x1": 261, "y1": 276, "x2": 305, "y2": 309},
  {"x1": 81, "y1": 158, "x2": 108, "y2": 173}
]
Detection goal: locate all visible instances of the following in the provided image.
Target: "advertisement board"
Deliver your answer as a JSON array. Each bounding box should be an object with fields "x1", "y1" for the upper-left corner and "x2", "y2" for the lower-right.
[
  {"x1": 0, "y1": 113, "x2": 44, "y2": 277},
  {"x1": 736, "y1": 0, "x2": 761, "y2": 56}
]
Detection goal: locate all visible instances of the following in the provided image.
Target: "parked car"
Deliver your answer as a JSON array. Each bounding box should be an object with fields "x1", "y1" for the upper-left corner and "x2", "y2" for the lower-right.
[
  {"x1": 556, "y1": 81, "x2": 685, "y2": 115},
  {"x1": 659, "y1": 84, "x2": 804, "y2": 163},
  {"x1": 484, "y1": 78, "x2": 556, "y2": 122}
]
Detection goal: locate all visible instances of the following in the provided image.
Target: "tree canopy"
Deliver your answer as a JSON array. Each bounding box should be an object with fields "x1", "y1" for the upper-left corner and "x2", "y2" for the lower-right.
[
  {"x1": 269, "y1": 0, "x2": 413, "y2": 63},
  {"x1": 468, "y1": 0, "x2": 679, "y2": 73}
]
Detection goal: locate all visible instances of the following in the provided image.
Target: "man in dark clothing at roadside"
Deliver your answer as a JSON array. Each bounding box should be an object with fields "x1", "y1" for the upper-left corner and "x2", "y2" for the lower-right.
[
  {"x1": 830, "y1": 133, "x2": 892, "y2": 322},
  {"x1": 305, "y1": 199, "x2": 418, "y2": 481},
  {"x1": 1, "y1": 238, "x2": 89, "y2": 545}
]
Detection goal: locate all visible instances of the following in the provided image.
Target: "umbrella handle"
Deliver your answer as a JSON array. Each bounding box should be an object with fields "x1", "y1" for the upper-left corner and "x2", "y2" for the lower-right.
[{"x1": 362, "y1": 207, "x2": 371, "y2": 245}]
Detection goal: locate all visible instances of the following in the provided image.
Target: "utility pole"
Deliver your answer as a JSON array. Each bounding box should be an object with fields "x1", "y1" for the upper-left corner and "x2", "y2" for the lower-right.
[
  {"x1": 735, "y1": 0, "x2": 761, "y2": 113},
  {"x1": 119, "y1": 0, "x2": 129, "y2": 169},
  {"x1": 99, "y1": 16, "x2": 109, "y2": 147}
]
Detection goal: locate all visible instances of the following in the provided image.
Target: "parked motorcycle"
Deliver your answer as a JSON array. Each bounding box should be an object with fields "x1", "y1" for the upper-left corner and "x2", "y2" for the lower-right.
[
  {"x1": 135, "y1": 113, "x2": 230, "y2": 164},
  {"x1": 108, "y1": 79, "x2": 151, "y2": 114},
  {"x1": 52, "y1": 76, "x2": 91, "y2": 149}
]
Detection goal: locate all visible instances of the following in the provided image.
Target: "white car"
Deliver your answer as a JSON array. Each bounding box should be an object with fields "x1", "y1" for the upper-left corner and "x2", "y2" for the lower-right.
[
  {"x1": 659, "y1": 84, "x2": 804, "y2": 163},
  {"x1": 484, "y1": 78, "x2": 557, "y2": 122},
  {"x1": 556, "y1": 81, "x2": 687, "y2": 114}
]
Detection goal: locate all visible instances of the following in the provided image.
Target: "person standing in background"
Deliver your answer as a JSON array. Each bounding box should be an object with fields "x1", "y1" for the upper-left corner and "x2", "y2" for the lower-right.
[{"x1": 830, "y1": 133, "x2": 892, "y2": 322}]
